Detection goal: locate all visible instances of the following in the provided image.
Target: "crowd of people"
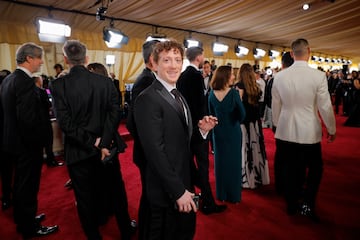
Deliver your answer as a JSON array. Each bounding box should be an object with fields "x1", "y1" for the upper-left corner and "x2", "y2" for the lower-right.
[{"x1": 0, "y1": 37, "x2": 359, "y2": 239}]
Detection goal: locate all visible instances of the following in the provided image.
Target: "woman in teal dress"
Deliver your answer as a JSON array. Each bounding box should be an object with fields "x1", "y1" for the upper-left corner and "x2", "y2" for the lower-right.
[{"x1": 208, "y1": 65, "x2": 246, "y2": 203}]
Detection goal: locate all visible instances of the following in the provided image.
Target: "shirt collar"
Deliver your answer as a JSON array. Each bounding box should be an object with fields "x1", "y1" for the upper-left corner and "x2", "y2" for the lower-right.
[
  {"x1": 154, "y1": 73, "x2": 176, "y2": 92},
  {"x1": 17, "y1": 66, "x2": 33, "y2": 78}
]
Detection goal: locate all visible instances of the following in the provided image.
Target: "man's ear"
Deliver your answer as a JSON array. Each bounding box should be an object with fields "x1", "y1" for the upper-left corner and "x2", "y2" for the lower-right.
[
  {"x1": 64, "y1": 56, "x2": 69, "y2": 64},
  {"x1": 85, "y1": 56, "x2": 89, "y2": 65}
]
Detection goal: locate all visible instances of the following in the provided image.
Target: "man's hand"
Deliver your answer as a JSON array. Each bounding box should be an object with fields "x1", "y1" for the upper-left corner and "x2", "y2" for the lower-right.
[
  {"x1": 327, "y1": 133, "x2": 336, "y2": 143},
  {"x1": 175, "y1": 190, "x2": 197, "y2": 213},
  {"x1": 198, "y1": 115, "x2": 218, "y2": 132},
  {"x1": 101, "y1": 148, "x2": 111, "y2": 161}
]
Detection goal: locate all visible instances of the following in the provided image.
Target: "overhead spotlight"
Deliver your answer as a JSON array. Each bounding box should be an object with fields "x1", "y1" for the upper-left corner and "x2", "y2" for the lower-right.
[
  {"x1": 212, "y1": 42, "x2": 229, "y2": 56},
  {"x1": 319, "y1": 57, "x2": 325, "y2": 62},
  {"x1": 235, "y1": 45, "x2": 249, "y2": 57},
  {"x1": 348, "y1": 60, "x2": 352, "y2": 64},
  {"x1": 36, "y1": 17, "x2": 71, "y2": 43},
  {"x1": 325, "y1": 57, "x2": 331, "y2": 63},
  {"x1": 303, "y1": 3, "x2": 310, "y2": 10},
  {"x1": 103, "y1": 26, "x2": 129, "y2": 48},
  {"x1": 253, "y1": 48, "x2": 266, "y2": 59},
  {"x1": 184, "y1": 38, "x2": 201, "y2": 48},
  {"x1": 268, "y1": 50, "x2": 280, "y2": 59},
  {"x1": 146, "y1": 26, "x2": 167, "y2": 42},
  {"x1": 96, "y1": 6, "x2": 107, "y2": 21},
  {"x1": 332, "y1": 58, "x2": 338, "y2": 63}
]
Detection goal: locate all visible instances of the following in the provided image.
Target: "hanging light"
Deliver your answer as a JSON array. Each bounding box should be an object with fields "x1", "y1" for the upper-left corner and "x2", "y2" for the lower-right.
[
  {"x1": 235, "y1": 41, "x2": 249, "y2": 57},
  {"x1": 253, "y1": 48, "x2": 266, "y2": 59},
  {"x1": 146, "y1": 26, "x2": 167, "y2": 42},
  {"x1": 212, "y1": 37, "x2": 228, "y2": 56},
  {"x1": 268, "y1": 49, "x2": 280, "y2": 59},
  {"x1": 36, "y1": 17, "x2": 71, "y2": 43}
]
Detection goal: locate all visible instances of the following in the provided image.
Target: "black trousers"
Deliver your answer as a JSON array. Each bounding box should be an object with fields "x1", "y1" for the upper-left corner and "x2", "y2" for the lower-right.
[
  {"x1": 103, "y1": 155, "x2": 132, "y2": 240},
  {"x1": 133, "y1": 140, "x2": 149, "y2": 240},
  {"x1": 68, "y1": 154, "x2": 132, "y2": 240},
  {"x1": 190, "y1": 138, "x2": 215, "y2": 207},
  {"x1": 142, "y1": 203, "x2": 196, "y2": 240},
  {"x1": 276, "y1": 139, "x2": 323, "y2": 210},
  {"x1": 0, "y1": 151, "x2": 14, "y2": 201},
  {"x1": 12, "y1": 147, "x2": 43, "y2": 236}
]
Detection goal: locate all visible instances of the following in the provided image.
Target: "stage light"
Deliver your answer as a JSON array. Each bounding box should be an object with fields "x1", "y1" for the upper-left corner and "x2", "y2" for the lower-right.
[
  {"x1": 146, "y1": 33, "x2": 167, "y2": 42},
  {"x1": 235, "y1": 45, "x2": 249, "y2": 57},
  {"x1": 96, "y1": 6, "x2": 107, "y2": 21},
  {"x1": 303, "y1": 3, "x2": 310, "y2": 10},
  {"x1": 253, "y1": 48, "x2": 266, "y2": 59},
  {"x1": 212, "y1": 42, "x2": 229, "y2": 56},
  {"x1": 268, "y1": 50, "x2": 280, "y2": 59},
  {"x1": 103, "y1": 27, "x2": 129, "y2": 48},
  {"x1": 184, "y1": 39, "x2": 201, "y2": 48},
  {"x1": 319, "y1": 57, "x2": 325, "y2": 62},
  {"x1": 36, "y1": 18, "x2": 71, "y2": 43}
]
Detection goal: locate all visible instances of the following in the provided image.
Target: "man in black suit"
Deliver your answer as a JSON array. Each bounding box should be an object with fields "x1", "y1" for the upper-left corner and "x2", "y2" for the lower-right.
[
  {"x1": 50, "y1": 40, "x2": 134, "y2": 240},
  {"x1": 134, "y1": 40, "x2": 218, "y2": 239},
  {"x1": 126, "y1": 39, "x2": 158, "y2": 239},
  {"x1": 177, "y1": 47, "x2": 226, "y2": 215},
  {"x1": 0, "y1": 43, "x2": 58, "y2": 238}
]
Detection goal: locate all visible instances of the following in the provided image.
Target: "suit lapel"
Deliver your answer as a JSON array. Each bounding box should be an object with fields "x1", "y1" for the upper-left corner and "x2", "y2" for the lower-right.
[{"x1": 154, "y1": 81, "x2": 189, "y2": 129}]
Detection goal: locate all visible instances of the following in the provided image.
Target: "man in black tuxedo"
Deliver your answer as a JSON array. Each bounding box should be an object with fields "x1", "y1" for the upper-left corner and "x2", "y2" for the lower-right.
[
  {"x1": 126, "y1": 39, "x2": 158, "y2": 239},
  {"x1": 134, "y1": 40, "x2": 218, "y2": 239},
  {"x1": 50, "y1": 40, "x2": 134, "y2": 240},
  {"x1": 177, "y1": 47, "x2": 226, "y2": 215},
  {"x1": 0, "y1": 43, "x2": 58, "y2": 238}
]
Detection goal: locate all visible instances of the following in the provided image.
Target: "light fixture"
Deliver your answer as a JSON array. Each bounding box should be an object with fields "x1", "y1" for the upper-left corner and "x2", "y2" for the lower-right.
[
  {"x1": 96, "y1": 6, "x2": 107, "y2": 21},
  {"x1": 319, "y1": 57, "x2": 325, "y2": 62},
  {"x1": 268, "y1": 49, "x2": 280, "y2": 59},
  {"x1": 212, "y1": 42, "x2": 229, "y2": 56},
  {"x1": 253, "y1": 48, "x2": 266, "y2": 59},
  {"x1": 36, "y1": 17, "x2": 71, "y2": 43},
  {"x1": 146, "y1": 26, "x2": 167, "y2": 42},
  {"x1": 235, "y1": 41, "x2": 249, "y2": 57},
  {"x1": 348, "y1": 60, "x2": 352, "y2": 64},
  {"x1": 184, "y1": 33, "x2": 201, "y2": 48},
  {"x1": 103, "y1": 24, "x2": 129, "y2": 48},
  {"x1": 303, "y1": 3, "x2": 310, "y2": 10},
  {"x1": 325, "y1": 57, "x2": 331, "y2": 63},
  {"x1": 311, "y1": 56, "x2": 319, "y2": 61}
]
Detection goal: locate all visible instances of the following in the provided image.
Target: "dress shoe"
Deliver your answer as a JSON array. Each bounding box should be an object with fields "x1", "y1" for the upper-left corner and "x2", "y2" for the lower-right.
[
  {"x1": 35, "y1": 213, "x2": 46, "y2": 223},
  {"x1": 300, "y1": 203, "x2": 320, "y2": 222},
  {"x1": 47, "y1": 160, "x2": 64, "y2": 167},
  {"x1": 201, "y1": 204, "x2": 227, "y2": 215},
  {"x1": 64, "y1": 179, "x2": 73, "y2": 189},
  {"x1": 130, "y1": 219, "x2": 137, "y2": 234},
  {"x1": 23, "y1": 225, "x2": 59, "y2": 239}
]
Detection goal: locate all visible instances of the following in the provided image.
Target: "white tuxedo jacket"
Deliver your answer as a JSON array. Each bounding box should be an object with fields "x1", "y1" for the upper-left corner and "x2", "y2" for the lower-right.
[{"x1": 272, "y1": 61, "x2": 336, "y2": 144}]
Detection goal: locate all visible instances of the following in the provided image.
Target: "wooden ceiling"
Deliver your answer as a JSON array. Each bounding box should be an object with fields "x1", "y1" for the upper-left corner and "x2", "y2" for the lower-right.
[{"x1": 1, "y1": 0, "x2": 360, "y2": 64}]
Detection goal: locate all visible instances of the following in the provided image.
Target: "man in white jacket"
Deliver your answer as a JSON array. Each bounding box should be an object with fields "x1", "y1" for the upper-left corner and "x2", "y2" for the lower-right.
[{"x1": 272, "y1": 38, "x2": 336, "y2": 222}]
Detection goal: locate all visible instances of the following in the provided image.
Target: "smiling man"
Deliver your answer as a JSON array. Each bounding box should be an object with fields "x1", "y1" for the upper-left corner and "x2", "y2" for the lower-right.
[{"x1": 134, "y1": 40, "x2": 218, "y2": 240}]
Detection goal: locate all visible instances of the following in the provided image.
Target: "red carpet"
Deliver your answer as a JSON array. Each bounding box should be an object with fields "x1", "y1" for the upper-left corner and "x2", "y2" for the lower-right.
[{"x1": 1, "y1": 114, "x2": 360, "y2": 240}]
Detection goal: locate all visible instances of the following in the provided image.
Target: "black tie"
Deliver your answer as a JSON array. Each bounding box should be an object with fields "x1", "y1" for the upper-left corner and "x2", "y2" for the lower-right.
[{"x1": 171, "y1": 89, "x2": 185, "y2": 117}]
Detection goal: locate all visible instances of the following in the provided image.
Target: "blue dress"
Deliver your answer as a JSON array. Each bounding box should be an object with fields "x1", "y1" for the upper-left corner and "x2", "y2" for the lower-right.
[{"x1": 208, "y1": 88, "x2": 246, "y2": 202}]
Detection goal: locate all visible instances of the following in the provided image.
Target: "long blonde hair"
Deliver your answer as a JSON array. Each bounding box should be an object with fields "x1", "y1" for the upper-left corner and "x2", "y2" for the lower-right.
[{"x1": 237, "y1": 63, "x2": 260, "y2": 105}]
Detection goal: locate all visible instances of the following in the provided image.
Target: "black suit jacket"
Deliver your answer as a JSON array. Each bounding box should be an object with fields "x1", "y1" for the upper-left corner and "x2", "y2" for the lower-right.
[
  {"x1": 134, "y1": 79, "x2": 194, "y2": 207},
  {"x1": 177, "y1": 65, "x2": 207, "y2": 142},
  {"x1": 126, "y1": 67, "x2": 156, "y2": 167},
  {"x1": 50, "y1": 65, "x2": 123, "y2": 165},
  {"x1": 0, "y1": 69, "x2": 45, "y2": 153}
]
